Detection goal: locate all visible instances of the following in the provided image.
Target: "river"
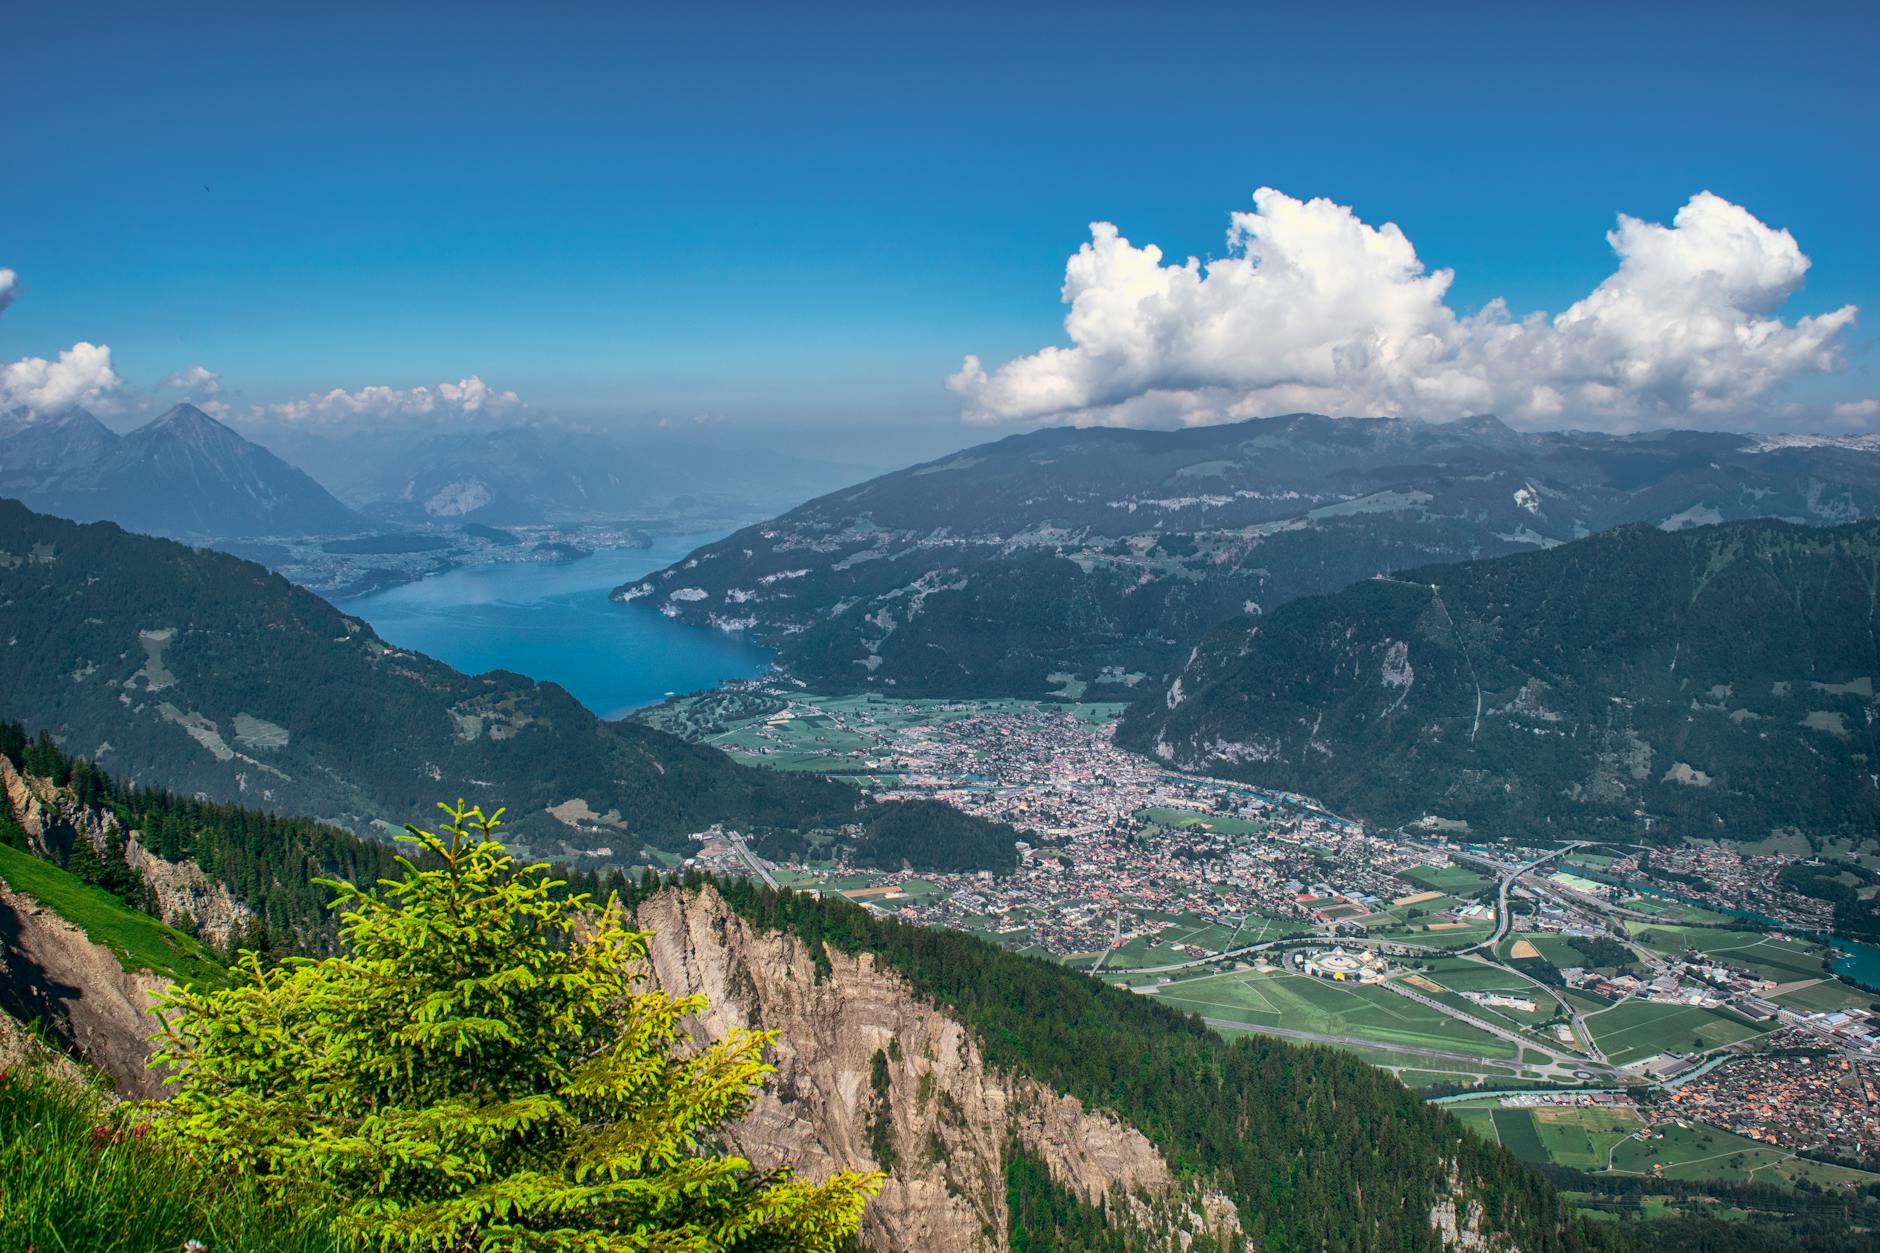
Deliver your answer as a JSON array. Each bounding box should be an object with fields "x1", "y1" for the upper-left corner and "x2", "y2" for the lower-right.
[{"x1": 334, "y1": 534, "x2": 771, "y2": 721}]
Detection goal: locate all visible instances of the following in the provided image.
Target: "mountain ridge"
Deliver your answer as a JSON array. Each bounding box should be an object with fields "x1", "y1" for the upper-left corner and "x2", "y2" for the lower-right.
[
  {"x1": 620, "y1": 412, "x2": 1880, "y2": 700},
  {"x1": 0, "y1": 498, "x2": 871, "y2": 855}
]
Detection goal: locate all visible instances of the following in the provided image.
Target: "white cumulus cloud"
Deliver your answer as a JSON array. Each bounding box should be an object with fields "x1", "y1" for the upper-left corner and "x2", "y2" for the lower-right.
[
  {"x1": 0, "y1": 266, "x2": 124, "y2": 414},
  {"x1": 164, "y1": 364, "x2": 222, "y2": 395},
  {"x1": 261, "y1": 375, "x2": 523, "y2": 425},
  {"x1": 948, "y1": 189, "x2": 1860, "y2": 431},
  {"x1": 2, "y1": 341, "x2": 123, "y2": 414}
]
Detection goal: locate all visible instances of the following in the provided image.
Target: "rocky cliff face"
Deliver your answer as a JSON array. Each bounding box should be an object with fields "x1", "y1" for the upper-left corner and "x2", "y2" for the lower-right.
[
  {"x1": 1, "y1": 757, "x2": 254, "y2": 946},
  {"x1": 634, "y1": 885, "x2": 1243, "y2": 1252},
  {"x1": 0, "y1": 880, "x2": 169, "y2": 1096},
  {"x1": 0, "y1": 848, "x2": 1523, "y2": 1249}
]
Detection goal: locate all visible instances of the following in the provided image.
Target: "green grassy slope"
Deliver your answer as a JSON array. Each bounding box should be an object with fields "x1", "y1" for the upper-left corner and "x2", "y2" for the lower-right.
[{"x1": 0, "y1": 843, "x2": 223, "y2": 985}]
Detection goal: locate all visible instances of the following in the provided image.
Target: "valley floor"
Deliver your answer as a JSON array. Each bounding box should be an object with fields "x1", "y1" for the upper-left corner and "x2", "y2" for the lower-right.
[{"x1": 639, "y1": 683, "x2": 1880, "y2": 1219}]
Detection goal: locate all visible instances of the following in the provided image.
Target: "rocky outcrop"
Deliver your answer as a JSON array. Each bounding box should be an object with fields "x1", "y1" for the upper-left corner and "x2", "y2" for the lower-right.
[
  {"x1": 0, "y1": 1002, "x2": 92, "y2": 1089},
  {"x1": 1, "y1": 757, "x2": 253, "y2": 947},
  {"x1": 3, "y1": 754, "x2": 77, "y2": 862},
  {"x1": 1431, "y1": 1166, "x2": 1520, "y2": 1252},
  {"x1": 121, "y1": 837, "x2": 252, "y2": 947},
  {"x1": 0, "y1": 879, "x2": 169, "y2": 1096},
  {"x1": 634, "y1": 886, "x2": 1243, "y2": 1252}
]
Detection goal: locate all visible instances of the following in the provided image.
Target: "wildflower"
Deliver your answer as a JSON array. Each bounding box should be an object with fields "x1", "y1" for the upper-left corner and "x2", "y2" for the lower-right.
[{"x1": 184, "y1": 1241, "x2": 207, "y2": 1253}]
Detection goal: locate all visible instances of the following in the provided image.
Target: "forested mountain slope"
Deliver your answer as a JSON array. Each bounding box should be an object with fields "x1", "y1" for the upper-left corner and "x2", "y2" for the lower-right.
[
  {"x1": 0, "y1": 500, "x2": 865, "y2": 856},
  {"x1": 619, "y1": 414, "x2": 1880, "y2": 699},
  {"x1": 1119, "y1": 519, "x2": 1880, "y2": 843},
  {"x1": 0, "y1": 731, "x2": 1615, "y2": 1252},
  {"x1": 3, "y1": 724, "x2": 1855, "y2": 1250}
]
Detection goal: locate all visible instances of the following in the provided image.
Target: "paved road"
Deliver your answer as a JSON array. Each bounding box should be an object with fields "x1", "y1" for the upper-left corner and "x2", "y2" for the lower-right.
[
  {"x1": 1457, "y1": 950, "x2": 1607, "y2": 1062},
  {"x1": 1377, "y1": 976, "x2": 1590, "y2": 1073},
  {"x1": 1459, "y1": 841, "x2": 1583, "y2": 955},
  {"x1": 724, "y1": 831, "x2": 780, "y2": 890}
]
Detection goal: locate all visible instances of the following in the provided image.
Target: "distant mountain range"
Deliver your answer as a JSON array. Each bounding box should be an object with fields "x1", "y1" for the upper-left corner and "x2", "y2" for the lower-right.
[
  {"x1": 0, "y1": 403, "x2": 364, "y2": 538},
  {"x1": 272, "y1": 423, "x2": 873, "y2": 527},
  {"x1": 623, "y1": 413, "x2": 1880, "y2": 700},
  {"x1": 1118, "y1": 518, "x2": 1880, "y2": 845},
  {"x1": 0, "y1": 405, "x2": 872, "y2": 545},
  {"x1": 0, "y1": 499, "x2": 876, "y2": 855}
]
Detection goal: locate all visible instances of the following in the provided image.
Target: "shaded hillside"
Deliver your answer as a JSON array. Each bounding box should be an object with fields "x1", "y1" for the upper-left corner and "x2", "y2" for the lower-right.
[
  {"x1": 1119, "y1": 519, "x2": 1880, "y2": 843},
  {"x1": 619, "y1": 414, "x2": 1880, "y2": 699},
  {"x1": 0, "y1": 500, "x2": 868, "y2": 856},
  {"x1": 0, "y1": 404, "x2": 364, "y2": 538}
]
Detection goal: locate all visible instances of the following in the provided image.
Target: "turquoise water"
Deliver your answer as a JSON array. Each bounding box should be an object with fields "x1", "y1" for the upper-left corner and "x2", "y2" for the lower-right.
[{"x1": 335, "y1": 535, "x2": 772, "y2": 720}]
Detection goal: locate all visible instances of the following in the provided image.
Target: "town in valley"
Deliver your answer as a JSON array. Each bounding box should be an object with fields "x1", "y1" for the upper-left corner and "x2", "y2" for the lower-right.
[{"x1": 642, "y1": 682, "x2": 1880, "y2": 1190}]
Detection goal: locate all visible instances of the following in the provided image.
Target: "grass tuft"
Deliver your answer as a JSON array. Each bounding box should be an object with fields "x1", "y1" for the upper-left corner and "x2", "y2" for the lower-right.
[{"x1": 0, "y1": 1068, "x2": 336, "y2": 1252}]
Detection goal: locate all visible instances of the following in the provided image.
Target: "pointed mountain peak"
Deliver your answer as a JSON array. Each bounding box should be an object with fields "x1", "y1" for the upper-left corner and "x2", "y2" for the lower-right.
[
  {"x1": 149, "y1": 402, "x2": 229, "y2": 433},
  {"x1": 2, "y1": 404, "x2": 113, "y2": 437},
  {"x1": 47, "y1": 405, "x2": 115, "y2": 433},
  {"x1": 134, "y1": 403, "x2": 254, "y2": 455}
]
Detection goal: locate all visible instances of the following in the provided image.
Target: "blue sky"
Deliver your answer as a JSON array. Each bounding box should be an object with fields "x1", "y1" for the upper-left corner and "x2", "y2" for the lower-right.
[{"x1": 5, "y1": 1, "x2": 1877, "y2": 458}]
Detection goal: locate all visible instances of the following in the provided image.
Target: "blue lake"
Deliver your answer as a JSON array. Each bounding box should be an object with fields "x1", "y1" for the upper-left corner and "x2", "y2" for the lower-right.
[{"x1": 335, "y1": 535, "x2": 771, "y2": 721}]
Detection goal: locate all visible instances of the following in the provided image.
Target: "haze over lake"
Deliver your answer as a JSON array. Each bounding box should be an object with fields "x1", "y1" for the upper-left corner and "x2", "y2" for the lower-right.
[{"x1": 335, "y1": 534, "x2": 771, "y2": 720}]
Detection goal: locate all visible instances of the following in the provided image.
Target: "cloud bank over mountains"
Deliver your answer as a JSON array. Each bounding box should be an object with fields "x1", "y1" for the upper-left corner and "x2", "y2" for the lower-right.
[
  {"x1": 4, "y1": 188, "x2": 1874, "y2": 439},
  {"x1": 256, "y1": 375, "x2": 522, "y2": 425},
  {"x1": 1, "y1": 271, "x2": 520, "y2": 428},
  {"x1": 948, "y1": 189, "x2": 1867, "y2": 432},
  {"x1": 1, "y1": 340, "x2": 121, "y2": 414}
]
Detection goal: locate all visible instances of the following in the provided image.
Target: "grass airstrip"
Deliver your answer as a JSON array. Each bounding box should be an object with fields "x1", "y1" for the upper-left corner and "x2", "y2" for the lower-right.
[{"x1": 1145, "y1": 968, "x2": 1521, "y2": 1059}]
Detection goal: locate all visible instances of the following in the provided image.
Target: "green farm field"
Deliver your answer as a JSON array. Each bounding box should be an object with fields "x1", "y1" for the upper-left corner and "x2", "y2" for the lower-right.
[
  {"x1": 1624, "y1": 924, "x2": 1830, "y2": 984},
  {"x1": 1582, "y1": 1000, "x2": 1767, "y2": 1066},
  {"x1": 1771, "y1": 978, "x2": 1873, "y2": 1013},
  {"x1": 1444, "y1": 1100, "x2": 1880, "y2": 1200},
  {"x1": 1607, "y1": 1121, "x2": 1880, "y2": 1188},
  {"x1": 1137, "y1": 807, "x2": 1269, "y2": 837},
  {"x1": 1148, "y1": 969, "x2": 1519, "y2": 1058},
  {"x1": 1445, "y1": 1101, "x2": 1644, "y2": 1173},
  {"x1": 1400, "y1": 864, "x2": 1493, "y2": 895},
  {"x1": 1616, "y1": 895, "x2": 1735, "y2": 924}
]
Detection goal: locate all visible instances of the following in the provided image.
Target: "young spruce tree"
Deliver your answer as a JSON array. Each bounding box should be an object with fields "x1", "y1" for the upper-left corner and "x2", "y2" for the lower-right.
[{"x1": 151, "y1": 801, "x2": 878, "y2": 1251}]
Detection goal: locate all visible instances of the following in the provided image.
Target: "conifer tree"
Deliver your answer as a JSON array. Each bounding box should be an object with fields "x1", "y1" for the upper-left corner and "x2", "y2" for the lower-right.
[
  {"x1": 151, "y1": 801, "x2": 878, "y2": 1251},
  {"x1": 64, "y1": 829, "x2": 107, "y2": 885}
]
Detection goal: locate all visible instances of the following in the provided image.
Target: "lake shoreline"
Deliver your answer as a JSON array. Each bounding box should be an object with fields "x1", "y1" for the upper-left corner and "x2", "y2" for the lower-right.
[{"x1": 333, "y1": 533, "x2": 774, "y2": 721}]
